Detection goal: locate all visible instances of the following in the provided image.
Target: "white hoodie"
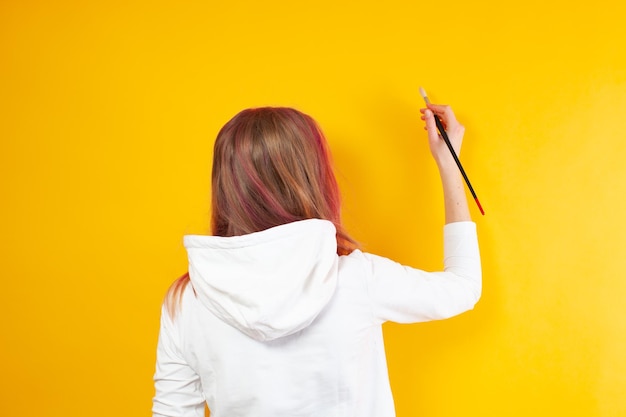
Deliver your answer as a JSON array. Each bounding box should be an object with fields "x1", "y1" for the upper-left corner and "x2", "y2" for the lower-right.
[{"x1": 153, "y1": 219, "x2": 481, "y2": 417}]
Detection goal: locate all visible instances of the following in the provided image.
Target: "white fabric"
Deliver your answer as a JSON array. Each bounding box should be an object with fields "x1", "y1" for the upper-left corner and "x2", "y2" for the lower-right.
[{"x1": 153, "y1": 219, "x2": 481, "y2": 417}]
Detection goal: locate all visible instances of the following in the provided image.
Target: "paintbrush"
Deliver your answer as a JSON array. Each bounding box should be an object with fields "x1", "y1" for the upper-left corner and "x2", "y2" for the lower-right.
[{"x1": 419, "y1": 87, "x2": 484, "y2": 215}]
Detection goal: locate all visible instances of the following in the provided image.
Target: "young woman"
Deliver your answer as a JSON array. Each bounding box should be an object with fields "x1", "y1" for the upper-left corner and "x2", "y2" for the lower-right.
[{"x1": 152, "y1": 103, "x2": 481, "y2": 417}]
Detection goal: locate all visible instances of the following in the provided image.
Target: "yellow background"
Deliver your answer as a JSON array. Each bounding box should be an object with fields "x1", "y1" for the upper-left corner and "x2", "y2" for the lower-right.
[{"x1": 1, "y1": 1, "x2": 625, "y2": 416}]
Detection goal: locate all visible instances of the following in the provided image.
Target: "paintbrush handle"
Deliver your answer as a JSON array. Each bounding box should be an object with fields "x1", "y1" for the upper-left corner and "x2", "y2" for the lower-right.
[{"x1": 432, "y1": 114, "x2": 485, "y2": 215}]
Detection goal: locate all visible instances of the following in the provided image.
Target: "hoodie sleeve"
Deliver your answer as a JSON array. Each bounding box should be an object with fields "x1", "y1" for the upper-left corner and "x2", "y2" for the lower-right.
[
  {"x1": 364, "y1": 221, "x2": 482, "y2": 324},
  {"x1": 152, "y1": 304, "x2": 205, "y2": 417}
]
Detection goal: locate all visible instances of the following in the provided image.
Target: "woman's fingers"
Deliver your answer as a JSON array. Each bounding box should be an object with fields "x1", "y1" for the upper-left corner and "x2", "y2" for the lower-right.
[
  {"x1": 428, "y1": 104, "x2": 456, "y2": 129},
  {"x1": 422, "y1": 104, "x2": 464, "y2": 138},
  {"x1": 423, "y1": 109, "x2": 443, "y2": 145}
]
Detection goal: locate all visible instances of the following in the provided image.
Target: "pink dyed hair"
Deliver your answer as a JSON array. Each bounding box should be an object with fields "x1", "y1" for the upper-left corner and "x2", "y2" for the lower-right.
[{"x1": 166, "y1": 107, "x2": 358, "y2": 315}]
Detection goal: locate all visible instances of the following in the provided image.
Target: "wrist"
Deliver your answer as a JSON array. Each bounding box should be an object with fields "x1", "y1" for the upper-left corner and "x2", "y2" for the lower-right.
[
  {"x1": 439, "y1": 169, "x2": 471, "y2": 223},
  {"x1": 436, "y1": 159, "x2": 461, "y2": 177}
]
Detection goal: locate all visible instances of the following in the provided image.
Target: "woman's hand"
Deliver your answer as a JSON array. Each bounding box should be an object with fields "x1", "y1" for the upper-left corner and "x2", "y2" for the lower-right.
[{"x1": 420, "y1": 103, "x2": 465, "y2": 170}]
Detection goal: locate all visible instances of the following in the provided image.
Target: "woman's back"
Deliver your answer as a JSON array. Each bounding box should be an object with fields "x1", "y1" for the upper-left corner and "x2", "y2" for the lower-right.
[{"x1": 153, "y1": 219, "x2": 480, "y2": 417}]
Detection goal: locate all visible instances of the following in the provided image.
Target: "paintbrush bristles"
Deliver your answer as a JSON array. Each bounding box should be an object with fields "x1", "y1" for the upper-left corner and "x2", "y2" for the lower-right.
[{"x1": 419, "y1": 86, "x2": 430, "y2": 103}]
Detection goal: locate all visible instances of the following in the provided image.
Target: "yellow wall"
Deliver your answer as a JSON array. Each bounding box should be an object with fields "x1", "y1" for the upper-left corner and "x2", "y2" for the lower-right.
[{"x1": 1, "y1": 1, "x2": 625, "y2": 416}]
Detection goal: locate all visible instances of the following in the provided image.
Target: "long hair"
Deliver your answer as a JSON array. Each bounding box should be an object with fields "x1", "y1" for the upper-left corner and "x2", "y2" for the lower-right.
[{"x1": 166, "y1": 107, "x2": 358, "y2": 316}]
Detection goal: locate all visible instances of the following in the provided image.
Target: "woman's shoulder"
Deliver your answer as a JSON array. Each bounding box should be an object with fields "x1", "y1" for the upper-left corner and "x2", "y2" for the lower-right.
[{"x1": 337, "y1": 249, "x2": 391, "y2": 280}]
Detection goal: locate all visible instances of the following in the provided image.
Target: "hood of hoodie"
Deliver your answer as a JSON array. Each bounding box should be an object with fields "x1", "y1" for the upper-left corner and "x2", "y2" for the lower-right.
[{"x1": 184, "y1": 219, "x2": 339, "y2": 342}]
